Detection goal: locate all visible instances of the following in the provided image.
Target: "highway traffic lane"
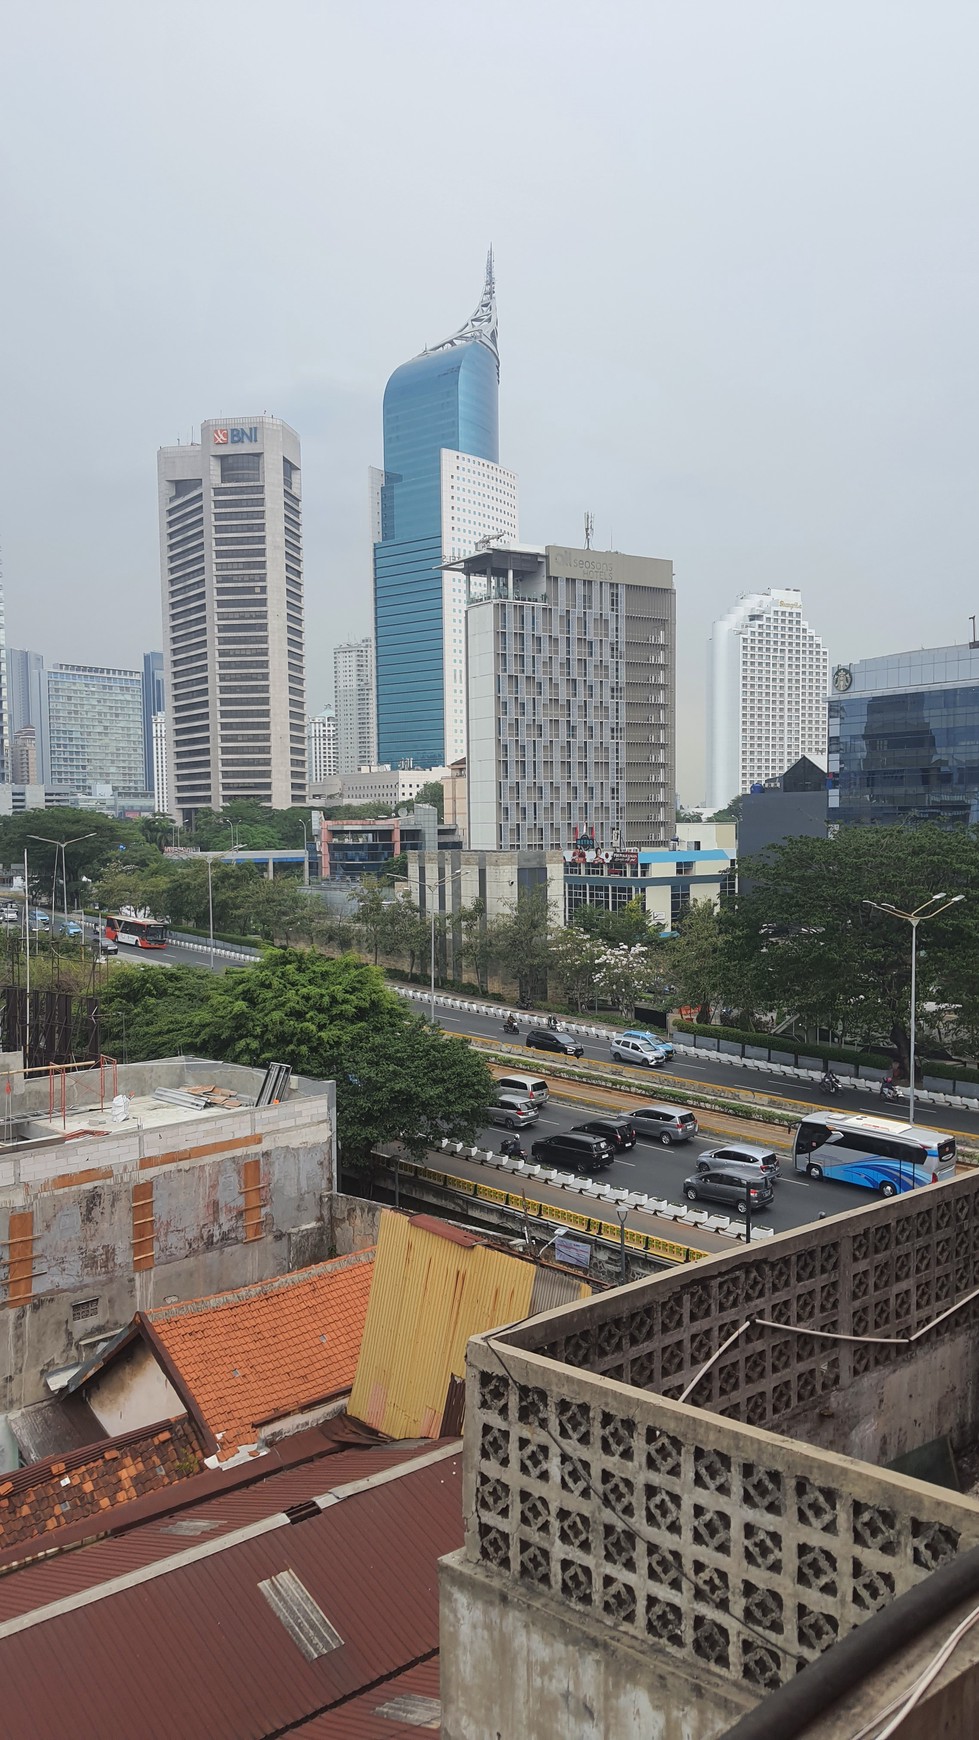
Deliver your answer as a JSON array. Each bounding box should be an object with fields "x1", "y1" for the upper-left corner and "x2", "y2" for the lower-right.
[
  {"x1": 435, "y1": 1003, "x2": 979, "y2": 1142},
  {"x1": 483, "y1": 1096, "x2": 900, "y2": 1236}
]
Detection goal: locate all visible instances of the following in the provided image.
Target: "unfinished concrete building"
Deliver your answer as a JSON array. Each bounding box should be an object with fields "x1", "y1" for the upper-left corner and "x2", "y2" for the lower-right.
[
  {"x1": 0, "y1": 1056, "x2": 373, "y2": 1434},
  {"x1": 441, "y1": 1172, "x2": 979, "y2": 1738}
]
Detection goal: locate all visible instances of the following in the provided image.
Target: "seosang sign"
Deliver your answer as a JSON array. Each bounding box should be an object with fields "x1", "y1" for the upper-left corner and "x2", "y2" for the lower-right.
[{"x1": 213, "y1": 427, "x2": 259, "y2": 445}]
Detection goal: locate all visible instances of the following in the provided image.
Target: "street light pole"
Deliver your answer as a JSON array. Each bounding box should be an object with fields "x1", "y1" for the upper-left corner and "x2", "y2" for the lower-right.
[
  {"x1": 29, "y1": 833, "x2": 95, "y2": 941},
  {"x1": 428, "y1": 864, "x2": 465, "y2": 1025},
  {"x1": 864, "y1": 893, "x2": 966, "y2": 1126},
  {"x1": 207, "y1": 855, "x2": 215, "y2": 972},
  {"x1": 615, "y1": 1203, "x2": 629, "y2": 1284},
  {"x1": 300, "y1": 819, "x2": 309, "y2": 886}
]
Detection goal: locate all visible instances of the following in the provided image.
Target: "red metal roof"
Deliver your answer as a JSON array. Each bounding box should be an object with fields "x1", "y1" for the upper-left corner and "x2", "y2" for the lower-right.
[
  {"x1": 0, "y1": 1436, "x2": 444, "y2": 1622},
  {"x1": 0, "y1": 1448, "x2": 461, "y2": 1740},
  {"x1": 293, "y1": 1655, "x2": 441, "y2": 1735}
]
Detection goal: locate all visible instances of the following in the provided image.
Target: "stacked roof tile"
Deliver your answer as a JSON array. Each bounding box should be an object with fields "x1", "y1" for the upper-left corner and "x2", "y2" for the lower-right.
[{"x1": 0, "y1": 1418, "x2": 203, "y2": 1550}]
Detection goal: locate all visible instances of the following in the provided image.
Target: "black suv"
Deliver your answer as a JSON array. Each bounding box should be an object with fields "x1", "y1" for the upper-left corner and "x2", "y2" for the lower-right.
[
  {"x1": 526, "y1": 1030, "x2": 585, "y2": 1059},
  {"x1": 572, "y1": 1116, "x2": 636, "y2": 1150},
  {"x1": 531, "y1": 1131, "x2": 613, "y2": 1173}
]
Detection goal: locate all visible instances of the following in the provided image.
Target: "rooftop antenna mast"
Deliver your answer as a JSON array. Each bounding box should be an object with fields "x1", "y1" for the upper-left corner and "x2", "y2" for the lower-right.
[{"x1": 584, "y1": 512, "x2": 594, "y2": 550}]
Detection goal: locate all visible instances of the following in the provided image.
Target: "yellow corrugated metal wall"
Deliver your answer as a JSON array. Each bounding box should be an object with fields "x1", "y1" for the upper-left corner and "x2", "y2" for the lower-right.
[{"x1": 349, "y1": 1213, "x2": 542, "y2": 1439}]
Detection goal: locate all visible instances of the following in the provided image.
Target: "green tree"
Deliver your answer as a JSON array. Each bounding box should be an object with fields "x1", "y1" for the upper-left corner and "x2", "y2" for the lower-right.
[
  {"x1": 100, "y1": 964, "x2": 215, "y2": 1062},
  {"x1": 236, "y1": 878, "x2": 317, "y2": 944},
  {"x1": 665, "y1": 899, "x2": 726, "y2": 1022},
  {"x1": 487, "y1": 886, "x2": 553, "y2": 1003},
  {"x1": 379, "y1": 891, "x2": 426, "y2": 974},
  {"x1": 710, "y1": 794, "x2": 744, "y2": 823},
  {"x1": 0, "y1": 808, "x2": 163, "y2": 907},
  {"x1": 334, "y1": 1021, "x2": 493, "y2": 1161},
  {"x1": 459, "y1": 897, "x2": 492, "y2": 994},
  {"x1": 411, "y1": 781, "x2": 445, "y2": 821},
  {"x1": 549, "y1": 926, "x2": 602, "y2": 1012},
  {"x1": 194, "y1": 949, "x2": 403, "y2": 1076},
  {"x1": 352, "y1": 877, "x2": 389, "y2": 965},
  {"x1": 723, "y1": 825, "x2": 979, "y2": 1075}
]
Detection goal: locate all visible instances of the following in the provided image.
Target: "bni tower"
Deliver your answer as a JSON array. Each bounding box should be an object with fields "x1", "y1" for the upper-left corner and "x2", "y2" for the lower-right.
[
  {"x1": 158, "y1": 417, "x2": 306, "y2": 822},
  {"x1": 371, "y1": 254, "x2": 518, "y2": 768}
]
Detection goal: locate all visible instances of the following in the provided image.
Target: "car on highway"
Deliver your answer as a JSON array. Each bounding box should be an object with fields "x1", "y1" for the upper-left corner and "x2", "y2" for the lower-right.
[
  {"x1": 526, "y1": 1029, "x2": 585, "y2": 1059},
  {"x1": 695, "y1": 1142, "x2": 780, "y2": 1179},
  {"x1": 683, "y1": 1165, "x2": 774, "y2": 1213},
  {"x1": 623, "y1": 1028, "x2": 674, "y2": 1060},
  {"x1": 487, "y1": 1093, "x2": 540, "y2": 1131},
  {"x1": 631, "y1": 1104, "x2": 699, "y2": 1145},
  {"x1": 572, "y1": 1115, "x2": 636, "y2": 1150},
  {"x1": 531, "y1": 1130, "x2": 614, "y2": 1173},
  {"x1": 57, "y1": 920, "x2": 83, "y2": 937},
  {"x1": 496, "y1": 1073, "x2": 549, "y2": 1105},
  {"x1": 0, "y1": 904, "x2": 19, "y2": 926},
  {"x1": 609, "y1": 1034, "x2": 668, "y2": 1068}
]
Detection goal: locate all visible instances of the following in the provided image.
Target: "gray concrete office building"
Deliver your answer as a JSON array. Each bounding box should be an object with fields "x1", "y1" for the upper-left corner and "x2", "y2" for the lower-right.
[
  {"x1": 464, "y1": 544, "x2": 675, "y2": 851},
  {"x1": 6, "y1": 648, "x2": 46, "y2": 783},
  {"x1": 157, "y1": 416, "x2": 307, "y2": 821}
]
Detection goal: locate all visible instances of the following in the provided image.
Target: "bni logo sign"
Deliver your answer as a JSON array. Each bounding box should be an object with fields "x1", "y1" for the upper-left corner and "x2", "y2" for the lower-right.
[{"x1": 212, "y1": 427, "x2": 259, "y2": 445}]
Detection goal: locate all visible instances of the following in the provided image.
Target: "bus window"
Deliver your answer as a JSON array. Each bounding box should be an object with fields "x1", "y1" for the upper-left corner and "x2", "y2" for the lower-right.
[{"x1": 795, "y1": 1122, "x2": 830, "y2": 1158}]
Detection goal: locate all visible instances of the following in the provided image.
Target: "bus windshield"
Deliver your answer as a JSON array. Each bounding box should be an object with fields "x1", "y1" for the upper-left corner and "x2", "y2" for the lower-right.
[{"x1": 794, "y1": 1114, "x2": 956, "y2": 1197}]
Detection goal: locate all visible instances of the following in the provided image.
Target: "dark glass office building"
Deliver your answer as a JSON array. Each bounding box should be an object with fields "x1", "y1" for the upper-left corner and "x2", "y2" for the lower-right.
[
  {"x1": 829, "y1": 645, "x2": 979, "y2": 827},
  {"x1": 372, "y1": 259, "x2": 502, "y2": 769}
]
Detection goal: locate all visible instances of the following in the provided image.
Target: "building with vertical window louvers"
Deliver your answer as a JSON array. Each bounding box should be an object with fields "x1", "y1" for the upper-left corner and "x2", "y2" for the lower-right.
[{"x1": 158, "y1": 417, "x2": 306, "y2": 822}]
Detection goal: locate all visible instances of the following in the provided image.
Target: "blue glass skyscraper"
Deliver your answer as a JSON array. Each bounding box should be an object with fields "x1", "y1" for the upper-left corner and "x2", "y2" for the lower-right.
[{"x1": 373, "y1": 257, "x2": 503, "y2": 769}]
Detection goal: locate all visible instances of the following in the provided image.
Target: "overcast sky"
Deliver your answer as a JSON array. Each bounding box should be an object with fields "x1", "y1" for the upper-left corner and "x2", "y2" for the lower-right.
[{"x1": 2, "y1": 0, "x2": 977, "y2": 801}]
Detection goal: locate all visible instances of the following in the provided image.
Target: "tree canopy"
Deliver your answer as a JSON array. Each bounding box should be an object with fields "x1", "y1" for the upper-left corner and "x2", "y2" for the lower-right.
[{"x1": 719, "y1": 825, "x2": 979, "y2": 1070}]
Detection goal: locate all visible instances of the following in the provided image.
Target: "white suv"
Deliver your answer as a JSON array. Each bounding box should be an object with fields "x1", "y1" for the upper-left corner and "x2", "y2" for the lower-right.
[{"x1": 610, "y1": 1035, "x2": 667, "y2": 1068}]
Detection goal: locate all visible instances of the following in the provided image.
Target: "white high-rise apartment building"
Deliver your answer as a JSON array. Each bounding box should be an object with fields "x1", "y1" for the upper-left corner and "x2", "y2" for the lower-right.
[
  {"x1": 306, "y1": 706, "x2": 338, "y2": 784},
  {"x1": 152, "y1": 712, "x2": 170, "y2": 815},
  {"x1": 705, "y1": 588, "x2": 829, "y2": 810},
  {"x1": 333, "y1": 638, "x2": 377, "y2": 774},
  {"x1": 465, "y1": 544, "x2": 676, "y2": 851},
  {"x1": 440, "y1": 453, "x2": 519, "y2": 763},
  {"x1": 158, "y1": 416, "x2": 306, "y2": 822}
]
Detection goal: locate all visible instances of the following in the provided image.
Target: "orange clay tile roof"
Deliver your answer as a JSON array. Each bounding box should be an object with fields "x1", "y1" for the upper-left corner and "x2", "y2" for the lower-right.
[
  {"x1": 142, "y1": 1249, "x2": 376, "y2": 1460},
  {"x1": 0, "y1": 1418, "x2": 204, "y2": 1550}
]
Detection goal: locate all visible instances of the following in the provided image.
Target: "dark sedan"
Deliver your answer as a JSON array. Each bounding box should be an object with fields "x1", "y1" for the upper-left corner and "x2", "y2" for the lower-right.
[
  {"x1": 526, "y1": 1029, "x2": 585, "y2": 1059},
  {"x1": 572, "y1": 1116, "x2": 637, "y2": 1151}
]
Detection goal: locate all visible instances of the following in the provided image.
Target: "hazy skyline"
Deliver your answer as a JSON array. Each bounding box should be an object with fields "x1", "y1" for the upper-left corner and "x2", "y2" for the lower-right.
[{"x1": 2, "y1": 1, "x2": 977, "y2": 802}]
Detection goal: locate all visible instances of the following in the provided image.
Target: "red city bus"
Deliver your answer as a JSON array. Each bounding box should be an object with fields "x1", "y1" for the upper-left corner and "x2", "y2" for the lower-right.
[{"x1": 104, "y1": 914, "x2": 169, "y2": 950}]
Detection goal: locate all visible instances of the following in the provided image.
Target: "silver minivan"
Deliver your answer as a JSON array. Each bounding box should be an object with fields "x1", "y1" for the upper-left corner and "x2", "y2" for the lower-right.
[
  {"x1": 495, "y1": 1073, "x2": 549, "y2": 1106},
  {"x1": 488, "y1": 1093, "x2": 540, "y2": 1130}
]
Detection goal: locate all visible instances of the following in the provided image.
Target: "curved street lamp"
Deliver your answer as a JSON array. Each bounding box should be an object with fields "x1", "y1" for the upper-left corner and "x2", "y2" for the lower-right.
[{"x1": 863, "y1": 892, "x2": 966, "y2": 1126}]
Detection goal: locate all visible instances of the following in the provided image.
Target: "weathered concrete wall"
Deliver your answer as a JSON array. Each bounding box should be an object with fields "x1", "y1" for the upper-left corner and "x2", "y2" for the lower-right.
[
  {"x1": 0, "y1": 1091, "x2": 340, "y2": 1409},
  {"x1": 85, "y1": 1338, "x2": 183, "y2": 1439},
  {"x1": 440, "y1": 1553, "x2": 755, "y2": 1740},
  {"x1": 328, "y1": 1193, "x2": 382, "y2": 1256},
  {"x1": 788, "y1": 1322, "x2": 979, "y2": 1466}
]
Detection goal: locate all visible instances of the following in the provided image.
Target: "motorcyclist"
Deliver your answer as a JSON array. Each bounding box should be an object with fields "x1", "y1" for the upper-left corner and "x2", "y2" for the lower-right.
[
  {"x1": 503, "y1": 1014, "x2": 519, "y2": 1035},
  {"x1": 499, "y1": 1136, "x2": 525, "y2": 1158},
  {"x1": 546, "y1": 1014, "x2": 558, "y2": 1030},
  {"x1": 880, "y1": 1074, "x2": 899, "y2": 1102},
  {"x1": 820, "y1": 1067, "x2": 841, "y2": 1094}
]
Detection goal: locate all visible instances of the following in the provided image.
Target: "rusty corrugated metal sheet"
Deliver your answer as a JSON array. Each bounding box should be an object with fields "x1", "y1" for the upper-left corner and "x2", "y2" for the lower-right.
[
  {"x1": 0, "y1": 1439, "x2": 440, "y2": 1623},
  {"x1": 530, "y1": 1265, "x2": 592, "y2": 1315},
  {"x1": 293, "y1": 1655, "x2": 441, "y2": 1735},
  {"x1": 0, "y1": 1450, "x2": 462, "y2": 1740},
  {"x1": 348, "y1": 1211, "x2": 535, "y2": 1439}
]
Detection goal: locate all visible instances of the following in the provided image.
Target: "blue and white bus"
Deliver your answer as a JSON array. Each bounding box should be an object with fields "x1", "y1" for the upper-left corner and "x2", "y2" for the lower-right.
[{"x1": 794, "y1": 1114, "x2": 956, "y2": 1197}]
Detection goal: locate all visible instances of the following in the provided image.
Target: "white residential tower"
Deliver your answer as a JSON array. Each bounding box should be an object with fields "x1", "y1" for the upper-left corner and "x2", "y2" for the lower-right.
[{"x1": 705, "y1": 588, "x2": 829, "y2": 810}]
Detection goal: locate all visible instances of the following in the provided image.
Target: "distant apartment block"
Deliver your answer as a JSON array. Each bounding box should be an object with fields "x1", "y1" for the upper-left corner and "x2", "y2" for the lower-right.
[
  {"x1": 333, "y1": 637, "x2": 377, "y2": 774},
  {"x1": 142, "y1": 651, "x2": 165, "y2": 791},
  {"x1": 10, "y1": 726, "x2": 37, "y2": 785},
  {"x1": 706, "y1": 587, "x2": 829, "y2": 809},
  {"x1": 306, "y1": 705, "x2": 338, "y2": 785},
  {"x1": 158, "y1": 416, "x2": 307, "y2": 821},
  {"x1": 47, "y1": 664, "x2": 146, "y2": 793},
  {"x1": 464, "y1": 543, "x2": 675, "y2": 851},
  {"x1": 152, "y1": 711, "x2": 169, "y2": 814}
]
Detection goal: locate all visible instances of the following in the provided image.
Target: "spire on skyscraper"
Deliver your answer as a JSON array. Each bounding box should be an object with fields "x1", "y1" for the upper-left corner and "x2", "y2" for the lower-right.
[{"x1": 425, "y1": 249, "x2": 499, "y2": 375}]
